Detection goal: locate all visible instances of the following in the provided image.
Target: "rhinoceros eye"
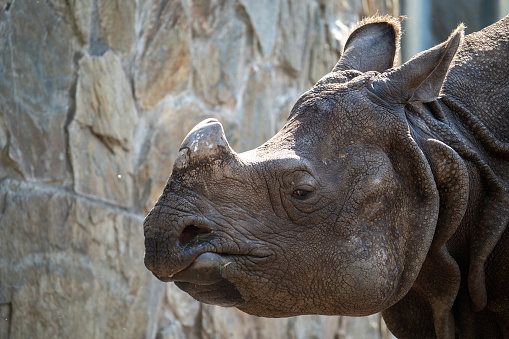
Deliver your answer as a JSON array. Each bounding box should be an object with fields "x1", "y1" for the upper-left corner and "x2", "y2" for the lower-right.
[{"x1": 291, "y1": 189, "x2": 312, "y2": 200}]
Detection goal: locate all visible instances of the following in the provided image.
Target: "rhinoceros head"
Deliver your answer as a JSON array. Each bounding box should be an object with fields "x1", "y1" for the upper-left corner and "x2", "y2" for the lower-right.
[{"x1": 144, "y1": 17, "x2": 464, "y2": 317}]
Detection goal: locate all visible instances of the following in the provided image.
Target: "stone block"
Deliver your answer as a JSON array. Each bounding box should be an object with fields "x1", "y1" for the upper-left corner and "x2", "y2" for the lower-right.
[
  {"x1": 239, "y1": 0, "x2": 280, "y2": 56},
  {"x1": 0, "y1": 1, "x2": 76, "y2": 182},
  {"x1": 188, "y1": 0, "x2": 229, "y2": 37},
  {"x1": 191, "y1": 11, "x2": 247, "y2": 107},
  {"x1": 278, "y1": 0, "x2": 313, "y2": 77},
  {"x1": 135, "y1": 0, "x2": 191, "y2": 109},
  {"x1": 67, "y1": 0, "x2": 94, "y2": 44},
  {"x1": 0, "y1": 179, "x2": 158, "y2": 339},
  {"x1": 238, "y1": 65, "x2": 277, "y2": 151},
  {"x1": 96, "y1": 0, "x2": 136, "y2": 57},
  {"x1": 69, "y1": 51, "x2": 135, "y2": 208}
]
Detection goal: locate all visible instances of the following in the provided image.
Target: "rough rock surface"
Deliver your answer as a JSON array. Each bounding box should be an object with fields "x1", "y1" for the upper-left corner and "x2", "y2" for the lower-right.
[{"x1": 0, "y1": 0, "x2": 397, "y2": 338}]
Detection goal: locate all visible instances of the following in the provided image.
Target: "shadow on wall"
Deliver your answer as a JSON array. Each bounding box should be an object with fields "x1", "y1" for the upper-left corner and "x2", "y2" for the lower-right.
[{"x1": 400, "y1": 0, "x2": 509, "y2": 61}]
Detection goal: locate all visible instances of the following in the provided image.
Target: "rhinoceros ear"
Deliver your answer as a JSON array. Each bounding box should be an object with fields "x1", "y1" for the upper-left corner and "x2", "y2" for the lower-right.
[
  {"x1": 332, "y1": 16, "x2": 401, "y2": 73},
  {"x1": 372, "y1": 24, "x2": 464, "y2": 103}
]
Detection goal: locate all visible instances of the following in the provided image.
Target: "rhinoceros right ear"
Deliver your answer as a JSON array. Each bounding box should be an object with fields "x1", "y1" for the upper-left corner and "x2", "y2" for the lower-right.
[
  {"x1": 372, "y1": 24, "x2": 464, "y2": 103},
  {"x1": 332, "y1": 16, "x2": 401, "y2": 73}
]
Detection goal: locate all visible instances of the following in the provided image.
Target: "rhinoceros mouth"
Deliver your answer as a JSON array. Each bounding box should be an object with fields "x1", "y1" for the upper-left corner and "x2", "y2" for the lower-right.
[
  {"x1": 144, "y1": 212, "x2": 272, "y2": 306},
  {"x1": 154, "y1": 252, "x2": 253, "y2": 307}
]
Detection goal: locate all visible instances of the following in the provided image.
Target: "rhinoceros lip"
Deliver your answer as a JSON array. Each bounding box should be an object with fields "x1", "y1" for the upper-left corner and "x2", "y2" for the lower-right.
[{"x1": 156, "y1": 252, "x2": 231, "y2": 285}]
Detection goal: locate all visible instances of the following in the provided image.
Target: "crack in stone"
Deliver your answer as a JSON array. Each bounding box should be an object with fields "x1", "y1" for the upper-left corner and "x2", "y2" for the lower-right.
[
  {"x1": 6, "y1": 2, "x2": 18, "y2": 117},
  {"x1": 64, "y1": 51, "x2": 83, "y2": 190},
  {"x1": 0, "y1": 177, "x2": 144, "y2": 219}
]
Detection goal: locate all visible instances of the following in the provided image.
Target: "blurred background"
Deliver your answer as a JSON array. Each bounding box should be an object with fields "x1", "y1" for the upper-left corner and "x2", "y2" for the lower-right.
[
  {"x1": 400, "y1": 0, "x2": 509, "y2": 61},
  {"x1": 0, "y1": 0, "x2": 507, "y2": 338}
]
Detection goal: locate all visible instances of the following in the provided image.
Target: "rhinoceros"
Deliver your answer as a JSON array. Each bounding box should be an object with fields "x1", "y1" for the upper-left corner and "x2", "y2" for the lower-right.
[{"x1": 144, "y1": 15, "x2": 509, "y2": 338}]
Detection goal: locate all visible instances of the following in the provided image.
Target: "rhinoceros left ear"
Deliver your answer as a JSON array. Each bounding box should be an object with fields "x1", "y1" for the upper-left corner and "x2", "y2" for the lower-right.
[
  {"x1": 372, "y1": 24, "x2": 464, "y2": 103},
  {"x1": 332, "y1": 16, "x2": 401, "y2": 73}
]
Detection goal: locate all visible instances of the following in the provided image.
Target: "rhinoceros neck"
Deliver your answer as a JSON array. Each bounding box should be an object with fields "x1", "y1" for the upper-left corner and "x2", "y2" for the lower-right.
[
  {"x1": 389, "y1": 87, "x2": 509, "y2": 338},
  {"x1": 441, "y1": 14, "x2": 509, "y2": 145},
  {"x1": 436, "y1": 15, "x2": 509, "y2": 194},
  {"x1": 412, "y1": 95, "x2": 509, "y2": 233}
]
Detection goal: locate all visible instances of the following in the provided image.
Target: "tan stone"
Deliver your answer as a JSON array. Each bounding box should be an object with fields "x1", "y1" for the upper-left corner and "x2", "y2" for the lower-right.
[
  {"x1": 67, "y1": 0, "x2": 93, "y2": 44},
  {"x1": 191, "y1": 13, "x2": 247, "y2": 107},
  {"x1": 201, "y1": 306, "x2": 352, "y2": 339},
  {"x1": 166, "y1": 283, "x2": 201, "y2": 328},
  {"x1": 239, "y1": 0, "x2": 280, "y2": 56},
  {"x1": 135, "y1": 0, "x2": 191, "y2": 109},
  {"x1": 238, "y1": 65, "x2": 278, "y2": 151},
  {"x1": 278, "y1": 0, "x2": 313, "y2": 77},
  {"x1": 0, "y1": 303, "x2": 10, "y2": 339},
  {"x1": 188, "y1": 0, "x2": 228, "y2": 37},
  {"x1": 0, "y1": 180, "x2": 156, "y2": 339},
  {"x1": 0, "y1": 0, "x2": 76, "y2": 182},
  {"x1": 97, "y1": 0, "x2": 136, "y2": 56},
  {"x1": 0, "y1": 115, "x2": 6, "y2": 152},
  {"x1": 70, "y1": 51, "x2": 135, "y2": 207},
  {"x1": 159, "y1": 283, "x2": 201, "y2": 338}
]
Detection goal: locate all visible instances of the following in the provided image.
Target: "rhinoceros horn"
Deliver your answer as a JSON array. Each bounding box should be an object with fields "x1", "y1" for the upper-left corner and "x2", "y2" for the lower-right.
[{"x1": 173, "y1": 118, "x2": 234, "y2": 171}]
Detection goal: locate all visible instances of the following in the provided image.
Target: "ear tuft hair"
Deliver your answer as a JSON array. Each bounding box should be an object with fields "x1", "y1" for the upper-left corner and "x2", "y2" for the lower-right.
[
  {"x1": 348, "y1": 15, "x2": 404, "y2": 63},
  {"x1": 333, "y1": 15, "x2": 404, "y2": 73}
]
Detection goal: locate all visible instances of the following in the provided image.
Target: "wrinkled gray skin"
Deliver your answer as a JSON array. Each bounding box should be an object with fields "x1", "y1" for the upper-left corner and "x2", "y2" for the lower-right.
[{"x1": 144, "y1": 16, "x2": 509, "y2": 338}]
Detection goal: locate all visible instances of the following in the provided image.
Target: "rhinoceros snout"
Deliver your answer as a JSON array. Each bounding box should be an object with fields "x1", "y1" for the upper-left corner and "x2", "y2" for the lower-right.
[{"x1": 143, "y1": 207, "x2": 218, "y2": 281}]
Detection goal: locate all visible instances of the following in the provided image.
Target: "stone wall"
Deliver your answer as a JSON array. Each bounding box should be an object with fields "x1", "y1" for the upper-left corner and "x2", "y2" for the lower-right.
[{"x1": 0, "y1": 0, "x2": 397, "y2": 338}]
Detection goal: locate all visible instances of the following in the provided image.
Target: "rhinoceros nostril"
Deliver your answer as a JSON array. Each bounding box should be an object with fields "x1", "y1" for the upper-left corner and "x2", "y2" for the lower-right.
[{"x1": 179, "y1": 224, "x2": 210, "y2": 244}]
